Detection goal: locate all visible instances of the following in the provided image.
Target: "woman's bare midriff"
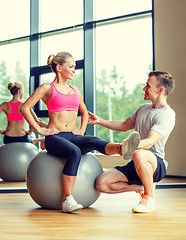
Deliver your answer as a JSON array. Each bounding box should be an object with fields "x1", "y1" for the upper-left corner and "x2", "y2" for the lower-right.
[{"x1": 47, "y1": 111, "x2": 78, "y2": 132}]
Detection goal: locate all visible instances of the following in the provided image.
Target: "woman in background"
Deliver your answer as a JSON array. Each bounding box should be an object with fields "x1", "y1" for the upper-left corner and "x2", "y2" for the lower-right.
[{"x1": 0, "y1": 81, "x2": 46, "y2": 145}]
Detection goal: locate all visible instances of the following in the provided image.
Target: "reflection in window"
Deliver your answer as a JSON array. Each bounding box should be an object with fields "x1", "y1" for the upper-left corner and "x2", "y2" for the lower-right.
[
  {"x1": 0, "y1": 41, "x2": 29, "y2": 145},
  {"x1": 95, "y1": 16, "x2": 152, "y2": 142}
]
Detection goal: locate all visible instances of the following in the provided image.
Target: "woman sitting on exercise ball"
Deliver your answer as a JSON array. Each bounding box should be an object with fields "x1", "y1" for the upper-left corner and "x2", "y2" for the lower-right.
[
  {"x1": 21, "y1": 51, "x2": 140, "y2": 213},
  {"x1": 0, "y1": 81, "x2": 45, "y2": 146}
]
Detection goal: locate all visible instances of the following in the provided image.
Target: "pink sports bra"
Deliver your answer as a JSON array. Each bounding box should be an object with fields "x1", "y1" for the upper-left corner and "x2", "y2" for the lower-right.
[
  {"x1": 46, "y1": 82, "x2": 80, "y2": 113},
  {"x1": 7, "y1": 101, "x2": 25, "y2": 121}
]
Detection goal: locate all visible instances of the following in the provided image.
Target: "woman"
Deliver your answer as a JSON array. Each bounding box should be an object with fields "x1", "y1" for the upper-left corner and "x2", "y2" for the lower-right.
[
  {"x1": 0, "y1": 82, "x2": 45, "y2": 144},
  {"x1": 21, "y1": 52, "x2": 137, "y2": 213}
]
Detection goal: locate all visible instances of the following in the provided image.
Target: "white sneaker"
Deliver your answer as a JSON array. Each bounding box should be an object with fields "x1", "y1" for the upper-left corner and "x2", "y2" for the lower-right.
[
  {"x1": 132, "y1": 195, "x2": 157, "y2": 213},
  {"x1": 121, "y1": 131, "x2": 140, "y2": 160},
  {"x1": 62, "y1": 195, "x2": 83, "y2": 213}
]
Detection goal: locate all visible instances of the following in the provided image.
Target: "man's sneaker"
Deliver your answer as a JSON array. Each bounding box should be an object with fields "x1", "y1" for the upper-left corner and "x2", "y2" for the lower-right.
[
  {"x1": 136, "y1": 192, "x2": 144, "y2": 199},
  {"x1": 62, "y1": 195, "x2": 83, "y2": 213},
  {"x1": 121, "y1": 131, "x2": 140, "y2": 160},
  {"x1": 132, "y1": 195, "x2": 157, "y2": 213}
]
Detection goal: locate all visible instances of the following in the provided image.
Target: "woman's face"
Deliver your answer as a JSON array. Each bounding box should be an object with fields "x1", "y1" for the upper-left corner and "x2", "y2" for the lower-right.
[{"x1": 60, "y1": 57, "x2": 76, "y2": 80}]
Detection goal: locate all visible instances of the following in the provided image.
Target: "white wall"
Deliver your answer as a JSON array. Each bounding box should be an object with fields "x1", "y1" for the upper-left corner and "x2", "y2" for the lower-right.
[{"x1": 154, "y1": 0, "x2": 186, "y2": 176}]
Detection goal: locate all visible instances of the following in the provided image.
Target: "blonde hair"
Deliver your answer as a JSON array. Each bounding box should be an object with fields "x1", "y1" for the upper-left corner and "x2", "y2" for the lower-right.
[
  {"x1": 8, "y1": 82, "x2": 23, "y2": 95},
  {"x1": 47, "y1": 52, "x2": 73, "y2": 73}
]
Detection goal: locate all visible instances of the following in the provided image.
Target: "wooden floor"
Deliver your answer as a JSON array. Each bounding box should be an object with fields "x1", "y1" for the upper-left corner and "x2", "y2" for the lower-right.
[{"x1": 0, "y1": 184, "x2": 186, "y2": 240}]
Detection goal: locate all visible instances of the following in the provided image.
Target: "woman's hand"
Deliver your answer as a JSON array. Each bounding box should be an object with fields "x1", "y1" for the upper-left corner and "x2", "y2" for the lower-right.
[
  {"x1": 72, "y1": 129, "x2": 85, "y2": 135},
  {"x1": 37, "y1": 127, "x2": 60, "y2": 136},
  {"x1": 0, "y1": 129, "x2": 5, "y2": 134},
  {"x1": 37, "y1": 118, "x2": 48, "y2": 128},
  {"x1": 88, "y1": 111, "x2": 100, "y2": 125},
  {"x1": 25, "y1": 129, "x2": 33, "y2": 135}
]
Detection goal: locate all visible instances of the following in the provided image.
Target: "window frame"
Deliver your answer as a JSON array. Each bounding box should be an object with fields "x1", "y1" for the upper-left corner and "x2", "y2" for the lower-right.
[{"x1": 0, "y1": 0, "x2": 154, "y2": 136}]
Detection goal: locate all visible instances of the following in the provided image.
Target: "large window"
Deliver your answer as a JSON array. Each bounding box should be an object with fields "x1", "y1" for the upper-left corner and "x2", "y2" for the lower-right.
[
  {"x1": 95, "y1": 4, "x2": 153, "y2": 141},
  {"x1": 0, "y1": 0, "x2": 153, "y2": 146},
  {"x1": 40, "y1": 30, "x2": 83, "y2": 66},
  {"x1": 40, "y1": 0, "x2": 83, "y2": 32},
  {"x1": 39, "y1": 0, "x2": 83, "y2": 66},
  {"x1": 0, "y1": 0, "x2": 30, "y2": 41},
  {"x1": 95, "y1": 0, "x2": 152, "y2": 20}
]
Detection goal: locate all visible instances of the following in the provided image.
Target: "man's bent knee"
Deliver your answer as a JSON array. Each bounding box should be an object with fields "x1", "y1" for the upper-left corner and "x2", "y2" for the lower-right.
[{"x1": 95, "y1": 175, "x2": 108, "y2": 192}]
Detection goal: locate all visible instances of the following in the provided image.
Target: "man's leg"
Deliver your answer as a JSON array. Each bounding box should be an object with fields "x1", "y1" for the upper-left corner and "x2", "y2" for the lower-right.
[
  {"x1": 133, "y1": 149, "x2": 157, "y2": 198},
  {"x1": 96, "y1": 168, "x2": 143, "y2": 194},
  {"x1": 132, "y1": 149, "x2": 157, "y2": 213}
]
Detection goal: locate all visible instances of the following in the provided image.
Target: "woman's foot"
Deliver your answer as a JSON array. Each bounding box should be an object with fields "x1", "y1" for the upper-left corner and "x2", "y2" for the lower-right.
[
  {"x1": 121, "y1": 131, "x2": 140, "y2": 160},
  {"x1": 62, "y1": 195, "x2": 83, "y2": 213}
]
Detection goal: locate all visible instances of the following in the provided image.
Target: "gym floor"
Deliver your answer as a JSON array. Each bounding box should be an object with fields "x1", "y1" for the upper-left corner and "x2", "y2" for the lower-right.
[{"x1": 0, "y1": 177, "x2": 186, "y2": 240}]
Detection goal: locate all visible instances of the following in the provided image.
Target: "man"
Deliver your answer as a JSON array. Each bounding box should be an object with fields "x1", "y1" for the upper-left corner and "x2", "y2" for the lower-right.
[{"x1": 88, "y1": 71, "x2": 175, "y2": 213}]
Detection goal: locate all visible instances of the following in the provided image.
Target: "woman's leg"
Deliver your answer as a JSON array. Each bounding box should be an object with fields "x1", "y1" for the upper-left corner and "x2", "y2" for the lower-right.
[
  {"x1": 45, "y1": 133, "x2": 83, "y2": 212},
  {"x1": 72, "y1": 135, "x2": 121, "y2": 155},
  {"x1": 45, "y1": 134, "x2": 82, "y2": 177}
]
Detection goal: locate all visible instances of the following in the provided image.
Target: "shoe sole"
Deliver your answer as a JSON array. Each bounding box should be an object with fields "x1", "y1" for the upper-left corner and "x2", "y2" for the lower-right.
[
  {"x1": 123, "y1": 132, "x2": 140, "y2": 160},
  {"x1": 132, "y1": 207, "x2": 157, "y2": 213},
  {"x1": 62, "y1": 205, "x2": 83, "y2": 213}
]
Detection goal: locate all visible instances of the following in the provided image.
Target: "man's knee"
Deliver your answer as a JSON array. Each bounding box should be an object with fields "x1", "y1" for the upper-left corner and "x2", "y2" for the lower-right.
[
  {"x1": 133, "y1": 149, "x2": 144, "y2": 165},
  {"x1": 95, "y1": 174, "x2": 108, "y2": 192},
  {"x1": 133, "y1": 149, "x2": 157, "y2": 173}
]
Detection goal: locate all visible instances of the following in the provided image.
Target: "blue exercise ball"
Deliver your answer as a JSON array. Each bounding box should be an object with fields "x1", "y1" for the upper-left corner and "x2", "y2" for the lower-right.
[
  {"x1": 0, "y1": 143, "x2": 39, "y2": 182},
  {"x1": 26, "y1": 151, "x2": 103, "y2": 209}
]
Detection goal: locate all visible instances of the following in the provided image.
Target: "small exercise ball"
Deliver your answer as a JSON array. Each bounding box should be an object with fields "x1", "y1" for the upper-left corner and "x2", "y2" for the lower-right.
[
  {"x1": 0, "y1": 143, "x2": 39, "y2": 182},
  {"x1": 26, "y1": 152, "x2": 103, "y2": 210}
]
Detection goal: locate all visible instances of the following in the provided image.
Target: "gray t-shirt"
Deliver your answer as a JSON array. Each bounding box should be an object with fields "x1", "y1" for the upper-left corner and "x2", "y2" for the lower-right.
[{"x1": 130, "y1": 103, "x2": 175, "y2": 166}]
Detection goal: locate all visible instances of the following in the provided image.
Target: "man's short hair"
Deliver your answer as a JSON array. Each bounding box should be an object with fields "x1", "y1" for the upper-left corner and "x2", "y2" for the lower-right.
[{"x1": 149, "y1": 71, "x2": 175, "y2": 95}]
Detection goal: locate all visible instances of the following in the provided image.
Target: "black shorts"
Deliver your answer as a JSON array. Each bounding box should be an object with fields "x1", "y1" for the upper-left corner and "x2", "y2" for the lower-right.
[{"x1": 115, "y1": 154, "x2": 166, "y2": 185}]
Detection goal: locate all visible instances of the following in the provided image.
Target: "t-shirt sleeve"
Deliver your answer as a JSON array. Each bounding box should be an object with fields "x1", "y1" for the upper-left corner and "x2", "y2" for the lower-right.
[
  {"x1": 151, "y1": 110, "x2": 176, "y2": 137},
  {"x1": 130, "y1": 111, "x2": 137, "y2": 123},
  {"x1": 130, "y1": 105, "x2": 144, "y2": 123}
]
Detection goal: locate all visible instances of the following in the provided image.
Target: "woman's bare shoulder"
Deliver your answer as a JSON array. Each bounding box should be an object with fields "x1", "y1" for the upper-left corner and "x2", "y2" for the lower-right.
[{"x1": 34, "y1": 82, "x2": 51, "y2": 94}]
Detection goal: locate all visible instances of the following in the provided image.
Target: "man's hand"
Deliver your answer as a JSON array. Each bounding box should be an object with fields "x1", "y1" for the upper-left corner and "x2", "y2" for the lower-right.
[{"x1": 88, "y1": 111, "x2": 100, "y2": 125}]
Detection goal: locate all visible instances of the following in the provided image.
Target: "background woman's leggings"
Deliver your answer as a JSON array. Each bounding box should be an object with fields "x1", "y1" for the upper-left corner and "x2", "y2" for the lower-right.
[
  {"x1": 45, "y1": 132, "x2": 109, "y2": 176},
  {"x1": 4, "y1": 134, "x2": 33, "y2": 144}
]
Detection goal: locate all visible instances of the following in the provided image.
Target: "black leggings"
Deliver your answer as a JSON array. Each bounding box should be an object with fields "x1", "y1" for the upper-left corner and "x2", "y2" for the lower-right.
[
  {"x1": 45, "y1": 132, "x2": 109, "y2": 176},
  {"x1": 3, "y1": 134, "x2": 33, "y2": 144}
]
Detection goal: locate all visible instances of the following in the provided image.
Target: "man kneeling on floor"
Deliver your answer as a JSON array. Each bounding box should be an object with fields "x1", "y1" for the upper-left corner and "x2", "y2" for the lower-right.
[{"x1": 88, "y1": 71, "x2": 176, "y2": 213}]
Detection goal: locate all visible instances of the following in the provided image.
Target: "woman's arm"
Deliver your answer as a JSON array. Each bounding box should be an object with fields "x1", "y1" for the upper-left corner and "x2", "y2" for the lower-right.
[
  {"x1": 21, "y1": 84, "x2": 59, "y2": 136},
  {"x1": 72, "y1": 87, "x2": 88, "y2": 135},
  {"x1": 0, "y1": 102, "x2": 7, "y2": 134},
  {"x1": 30, "y1": 108, "x2": 48, "y2": 128},
  {"x1": 18, "y1": 102, "x2": 34, "y2": 134}
]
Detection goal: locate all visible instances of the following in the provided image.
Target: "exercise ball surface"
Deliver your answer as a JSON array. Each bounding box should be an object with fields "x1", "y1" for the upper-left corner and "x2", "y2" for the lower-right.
[
  {"x1": 27, "y1": 152, "x2": 103, "y2": 209},
  {"x1": 0, "y1": 143, "x2": 39, "y2": 182}
]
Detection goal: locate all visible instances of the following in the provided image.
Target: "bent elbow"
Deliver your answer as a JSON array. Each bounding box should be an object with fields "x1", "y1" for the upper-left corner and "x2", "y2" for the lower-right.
[{"x1": 20, "y1": 104, "x2": 27, "y2": 116}]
